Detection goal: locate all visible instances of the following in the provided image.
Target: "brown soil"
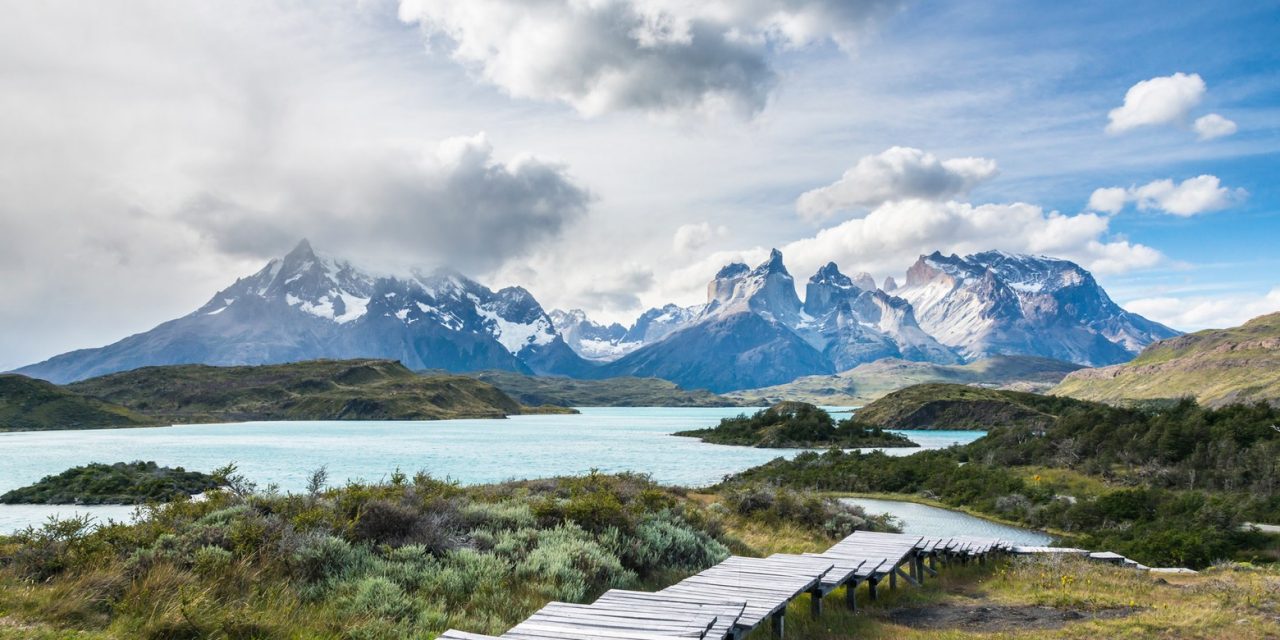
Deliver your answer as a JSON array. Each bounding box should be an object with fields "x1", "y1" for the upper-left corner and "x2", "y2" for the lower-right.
[{"x1": 886, "y1": 604, "x2": 1137, "y2": 632}]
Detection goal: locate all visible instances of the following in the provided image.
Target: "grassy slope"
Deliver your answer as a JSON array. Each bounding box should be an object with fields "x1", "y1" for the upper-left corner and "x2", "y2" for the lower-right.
[
  {"x1": 466, "y1": 370, "x2": 743, "y2": 407},
  {"x1": 852, "y1": 383, "x2": 1099, "y2": 430},
  {"x1": 729, "y1": 356, "x2": 1083, "y2": 406},
  {"x1": 1054, "y1": 312, "x2": 1280, "y2": 408},
  {"x1": 66, "y1": 359, "x2": 567, "y2": 424},
  {"x1": 0, "y1": 374, "x2": 157, "y2": 432}
]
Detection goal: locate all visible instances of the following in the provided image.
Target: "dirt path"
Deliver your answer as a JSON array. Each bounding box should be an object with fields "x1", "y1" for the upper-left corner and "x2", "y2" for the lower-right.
[{"x1": 886, "y1": 604, "x2": 1138, "y2": 632}]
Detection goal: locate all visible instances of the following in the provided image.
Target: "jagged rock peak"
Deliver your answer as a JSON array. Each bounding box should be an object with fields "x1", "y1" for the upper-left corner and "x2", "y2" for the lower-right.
[
  {"x1": 810, "y1": 262, "x2": 854, "y2": 288},
  {"x1": 850, "y1": 272, "x2": 877, "y2": 291},
  {"x1": 715, "y1": 262, "x2": 750, "y2": 279},
  {"x1": 753, "y1": 248, "x2": 788, "y2": 276},
  {"x1": 883, "y1": 276, "x2": 899, "y2": 291}
]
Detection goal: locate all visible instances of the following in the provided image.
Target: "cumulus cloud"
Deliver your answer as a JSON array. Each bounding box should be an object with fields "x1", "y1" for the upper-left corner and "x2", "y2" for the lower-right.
[
  {"x1": 782, "y1": 199, "x2": 1162, "y2": 283},
  {"x1": 673, "y1": 222, "x2": 728, "y2": 252},
  {"x1": 796, "y1": 147, "x2": 998, "y2": 219},
  {"x1": 397, "y1": 0, "x2": 900, "y2": 117},
  {"x1": 1087, "y1": 175, "x2": 1247, "y2": 217},
  {"x1": 1106, "y1": 72, "x2": 1206, "y2": 134},
  {"x1": 1125, "y1": 287, "x2": 1280, "y2": 331},
  {"x1": 1086, "y1": 187, "x2": 1129, "y2": 215},
  {"x1": 1193, "y1": 113, "x2": 1238, "y2": 140},
  {"x1": 181, "y1": 134, "x2": 591, "y2": 272}
]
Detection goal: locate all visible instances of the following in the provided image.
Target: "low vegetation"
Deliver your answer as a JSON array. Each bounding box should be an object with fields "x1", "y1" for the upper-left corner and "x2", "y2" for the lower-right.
[
  {"x1": 0, "y1": 374, "x2": 157, "y2": 432},
  {"x1": 726, "y1": 397, "x2": 1280, "y2": 568},
  {"x1": 465, "y1": 370, "x2": 741, "y2": 407},
  {"x1": 675, "y1": 402, "x2": 917, "y2": 448},
  {"x1": 728, "y1": 355, "x2": 1083, "y2": 406},
  {"x1": 1055, "y1": 311, "x2": 1280, "y2": 408},
  {"x1": 0, "y1": 468, "x2": 894, "y2": 638},
  {"x1": 852, "y1": 383, "x2": 1097, "y2": 430},
  {"x1": 64, "y1": 359, "x2": 571, "y2": 425},
  {"x1": 0, "y1": 462, "x2": 223, "y2": 505}
]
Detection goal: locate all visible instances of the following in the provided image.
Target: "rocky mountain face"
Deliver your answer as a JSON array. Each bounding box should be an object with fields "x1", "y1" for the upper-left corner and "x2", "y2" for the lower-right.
[
  {"x1": 16, "y1": 241, "x2": 593, "y2": 383},
  {"x1": 894, "y1": 251, "x2": 1178, "y2": 366},
  {"x1": 799, "y1": 262, "x2": 959, "y2": 369},
  {"x1": 564, "y1": 249, "x2": 1174, "y2": 391},
  {"x1": 16, "y1": 240, "x2": 1176, "y2": 394}
]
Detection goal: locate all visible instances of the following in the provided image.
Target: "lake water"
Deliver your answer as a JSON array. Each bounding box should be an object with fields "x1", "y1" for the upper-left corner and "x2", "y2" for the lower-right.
[
  {"x1": 843, "y1": 497, "x2": 1052, "y2": 546},
  {"x1": 0, "y1": 407, "x2": 984, "y2": 533}
]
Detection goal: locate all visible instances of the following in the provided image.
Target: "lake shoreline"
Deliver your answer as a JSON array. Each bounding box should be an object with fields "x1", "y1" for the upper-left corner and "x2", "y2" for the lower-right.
[{"x1": 825, "y1": 490, "x2": 1066, "y2": 539}]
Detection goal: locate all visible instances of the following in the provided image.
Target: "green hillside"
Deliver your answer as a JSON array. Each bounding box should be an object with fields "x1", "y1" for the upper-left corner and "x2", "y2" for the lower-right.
[
  {"x1": 729, "y1": 355, "x2": 1083, "y2": 405},
  {"x1": 466, "y1": 370, "x2": 743, "y2": 407},
  {"x1": 1054, "y1": 312, "x2": 1280, "y2": 407},
  {"x1": 66, "y1": 359, "x2": 567, "y2": 424},
  {"x1": 0, "y1": 374, "x2": 157, "y2": 431},
  {"x1": 674, "y1": 401, "x2": 916, "y2": 448},
  {"x1": 853, "y1": 382, "x2": 1099, "y2": 430},
  {"x1": 0, "y1": 461, "x2": 222, "y2": 505}
]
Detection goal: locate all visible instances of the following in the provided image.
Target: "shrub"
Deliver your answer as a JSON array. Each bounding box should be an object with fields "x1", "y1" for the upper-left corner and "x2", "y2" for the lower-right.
[
  {"x1": 340, "y1": 576, "x2": 419, "y2": 622},
  {"x1": 508, "y1": 524, "x2": 635, "y2": 602},
  {"x1": 352, "y1": 499, "x2": 461, "y2": 553},
  {"x1": 606, "y1": 511, "x2": 729, "y2": 577},
  {"x1": 191, "y1": 545, "x2": 233, "y2": 577}
]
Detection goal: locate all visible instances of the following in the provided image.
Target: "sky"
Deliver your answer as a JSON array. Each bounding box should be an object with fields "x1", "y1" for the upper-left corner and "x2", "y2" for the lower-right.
[{"x1": 1, "y1": 0, "x2": 1278, "y2": 370}]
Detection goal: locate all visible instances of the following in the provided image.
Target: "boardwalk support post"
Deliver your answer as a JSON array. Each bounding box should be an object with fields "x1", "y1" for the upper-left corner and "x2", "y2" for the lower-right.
[
  {"x1": 867, "y1": 577, "x2": 878, "y2": 601},
  {"x1": 810, "y1": 589, "x2": 823, "y2": 618},
  {"x1": 844, "y1": 582, "x2": 857, "y2": 612},
  {"x1": 771, "y1": 610, "x2": 785, "y2": 638},
  {"x1": 889, "y1": 566, "x2": 897, "y2": 590}
]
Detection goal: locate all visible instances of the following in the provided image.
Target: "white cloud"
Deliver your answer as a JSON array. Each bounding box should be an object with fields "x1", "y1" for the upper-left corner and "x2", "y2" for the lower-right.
[
  {"x1": 181, "y1": 133, "x2": 591, "y2": 273},
  {"x1": 1125, "y1": 287, "x2": 1280, "y2": 331},
  {"x1": 1106, "y1": 72, "x2": 1205, "y2": 134},
  {"x1": 782, "y1": 198, "x2": 1163, "y2": 284},
  {"x1": 397, "y1": 0, "x2": 900, "y2": 117},
  {"x1": 1087, "y1": 175, "x2": 1246, "y2": 217},
  {"x1": 1132, "y1": 175, "x2": 1244, "y2": 216},
  {"x1": 1193, "y1": 113, "x2": 1238, "y2": 140},
  {"x1": 673, "y1": 222, "x2": 728, "y2": 253},
  {"x1": 1087, "y1": 186, "x2": 1129, "y2": 215},
  {"x1": 795, "y1": 147, "x2": 998, "y2": 219}
]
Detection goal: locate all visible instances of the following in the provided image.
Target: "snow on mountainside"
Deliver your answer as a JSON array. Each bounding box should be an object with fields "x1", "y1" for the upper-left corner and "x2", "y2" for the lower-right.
[
  {"x1": 549, "y1": 304, "x2": 703, "y2": 363},
  {"x1": 895, "y1": 251, "x2": 1179, "y2": 366},
  {"x1": 16, "y1": 240, "x2": 592, "y2": 383},
  {"x1": 800, "y1": 262, "x2": 960, "y2": 369},
  {"x1": 548, "y1": 309, "x2": 635, "y2": 362},
  {"x1": 565, "y1": 248, "x2": 1176, "y2": 391}
]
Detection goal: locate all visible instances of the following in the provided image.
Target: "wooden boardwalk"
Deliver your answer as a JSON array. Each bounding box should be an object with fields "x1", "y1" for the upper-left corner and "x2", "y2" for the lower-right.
[{"x1": 439, "y1": 527, "x2": 1182, "y2": 639}]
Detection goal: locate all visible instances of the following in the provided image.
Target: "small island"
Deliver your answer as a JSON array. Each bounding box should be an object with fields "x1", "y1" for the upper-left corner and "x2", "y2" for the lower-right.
[
  {"x1": 674, "y1": 401, "x2": 918, "y2": 448},
  {"x1": 0, "y1": 461, "x2": 223, "y2": 505}
]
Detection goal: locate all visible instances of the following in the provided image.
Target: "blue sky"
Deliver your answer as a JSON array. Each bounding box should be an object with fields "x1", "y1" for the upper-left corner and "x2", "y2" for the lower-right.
[{"x1": 0, "y1": 0, "x2": 1277, "y2": 369}]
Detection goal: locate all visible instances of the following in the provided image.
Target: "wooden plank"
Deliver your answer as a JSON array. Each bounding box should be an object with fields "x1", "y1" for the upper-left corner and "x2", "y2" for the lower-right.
[
  {"x1": 440, "y1": 631, "x2": 502, "y2": 640},
  {"x1": 594, "y1": 590, "x2": 745, "y2": 640}
]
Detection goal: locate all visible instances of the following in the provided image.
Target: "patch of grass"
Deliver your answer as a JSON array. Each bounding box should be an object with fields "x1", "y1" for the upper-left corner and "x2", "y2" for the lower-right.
[
  {"x1": 63, "y1": 359, "x2": 569, "y2": 424},
  {"x1": 465, "y1": 370, "x2": 742, "y2": 407}
]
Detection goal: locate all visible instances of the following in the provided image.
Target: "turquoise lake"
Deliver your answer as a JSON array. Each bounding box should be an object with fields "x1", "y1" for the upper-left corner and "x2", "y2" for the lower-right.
[
  {"x1": 0, "y1": 407, "x2": 986, "y2": 533},
  {"x1": 842, "y1": 497, "x2": 1052, "y2": 546}
]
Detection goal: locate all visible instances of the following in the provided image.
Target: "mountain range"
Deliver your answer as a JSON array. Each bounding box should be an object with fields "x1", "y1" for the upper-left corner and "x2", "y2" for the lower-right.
[{"x1": 14, "y1": 240, "x2": 1178, "y2": 392}]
